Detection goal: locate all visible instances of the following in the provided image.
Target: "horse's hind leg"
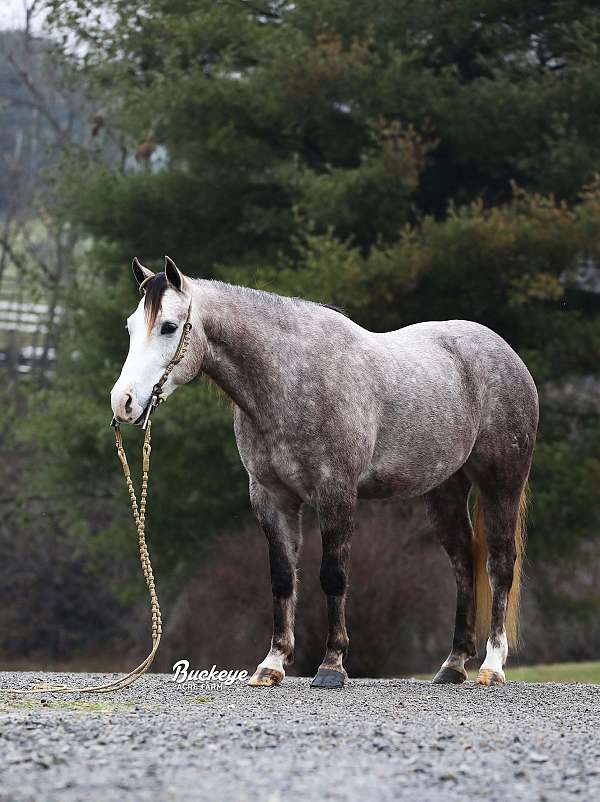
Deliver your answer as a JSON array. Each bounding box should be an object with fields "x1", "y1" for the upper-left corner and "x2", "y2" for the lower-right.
[
  {"x1": 247, "y1": 480, "x2": 302, "y2": 687},
  {"x1": 474, "y1": 484, "x2": 527, "y2": 686},
  {"x1": 466, "y1": 367, "x2": 536, "y2": 685},
  {"x1": 426, "y1": 471, "x2": 477, "y2": 684}
]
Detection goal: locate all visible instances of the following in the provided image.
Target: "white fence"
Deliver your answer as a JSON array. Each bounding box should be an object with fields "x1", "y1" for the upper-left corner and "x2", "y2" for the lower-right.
[
  {"x1": 0, "y1": 291, "x2": 59, "y2": 372},
  {"x1": 0, "y1": 299, "x2": 62, "y2": 335}
]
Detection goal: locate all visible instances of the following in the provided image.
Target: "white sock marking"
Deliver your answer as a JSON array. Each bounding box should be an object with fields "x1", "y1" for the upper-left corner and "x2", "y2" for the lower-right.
[
  {"x1": 480, "y1": 631, "x2": 508, "y2": 675},
  {"x1": 258, "y1": 650, "x2": 285, "y2": 676}
]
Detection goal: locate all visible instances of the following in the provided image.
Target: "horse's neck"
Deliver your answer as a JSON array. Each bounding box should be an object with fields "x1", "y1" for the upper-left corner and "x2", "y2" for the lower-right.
[{"x1": 194, "y1": 280, "x2": 291, "y2": 419}]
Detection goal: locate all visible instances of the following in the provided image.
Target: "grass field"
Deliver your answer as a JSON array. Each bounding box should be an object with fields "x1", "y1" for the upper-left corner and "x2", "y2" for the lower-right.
[
  {"x1": 502, "y1": 661, "x2": 600, "y2": 684},
  {"x1": 417, "y1": 661, "x2": 600, "y2": 683}
]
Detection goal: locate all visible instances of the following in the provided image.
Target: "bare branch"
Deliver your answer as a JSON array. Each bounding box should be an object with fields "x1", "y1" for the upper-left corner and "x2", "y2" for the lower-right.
[
  {"x1": 0, "y1": 236, "x2": 29, "y2": 274},
  {"x1": 6, "y1": 49, "x2": 68, "y2": 144}
]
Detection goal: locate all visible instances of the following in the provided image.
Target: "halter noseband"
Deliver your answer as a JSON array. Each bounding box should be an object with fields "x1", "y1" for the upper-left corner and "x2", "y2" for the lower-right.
[{"x1": 111, "y1": 299, "x2": 193, "y2": 430}]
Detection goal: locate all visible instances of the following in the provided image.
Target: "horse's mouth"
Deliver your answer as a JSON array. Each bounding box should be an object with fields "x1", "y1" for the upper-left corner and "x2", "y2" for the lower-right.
[{"x1": 111, "y1": 410, "x2": 146, "y2": 427}]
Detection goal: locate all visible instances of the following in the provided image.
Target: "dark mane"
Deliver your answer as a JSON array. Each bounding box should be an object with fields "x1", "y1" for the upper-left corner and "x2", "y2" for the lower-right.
[
  {"x1": 144, "y1": 272, "x2": 168, "y2": 331},
  {"x1": 143, "y1": 275, "x2": 348, "y2": 329}
]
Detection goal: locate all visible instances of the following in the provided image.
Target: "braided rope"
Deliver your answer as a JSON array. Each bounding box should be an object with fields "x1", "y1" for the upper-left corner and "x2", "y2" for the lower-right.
[{"x1": 1, "y1": 423, "x2": 162, "y2": 694}]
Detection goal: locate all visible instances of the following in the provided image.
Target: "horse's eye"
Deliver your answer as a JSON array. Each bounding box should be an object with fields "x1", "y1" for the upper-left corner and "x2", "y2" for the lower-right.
[{"x1": 160, "y1": 321, "x2": 178, "y2": 335}]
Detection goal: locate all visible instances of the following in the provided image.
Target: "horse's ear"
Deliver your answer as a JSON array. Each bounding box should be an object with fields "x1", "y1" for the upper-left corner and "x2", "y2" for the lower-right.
[
  {"x1": 132, "y1": 257, "x2": 154, "y2": 288},
  {"x1": 164, "y1": 255, "x2": 183, "y2": 292}
]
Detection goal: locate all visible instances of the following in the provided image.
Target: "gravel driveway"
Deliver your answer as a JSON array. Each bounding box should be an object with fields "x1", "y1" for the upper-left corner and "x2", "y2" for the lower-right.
[{"x1": 1, "y1": 672, "x2": 599, "y2": 801}]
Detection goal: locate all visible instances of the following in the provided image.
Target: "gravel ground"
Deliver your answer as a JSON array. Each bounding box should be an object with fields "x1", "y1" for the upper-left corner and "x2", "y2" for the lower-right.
[{"x1": 1, "y1": 671, "x2": 600, "y2": 802}]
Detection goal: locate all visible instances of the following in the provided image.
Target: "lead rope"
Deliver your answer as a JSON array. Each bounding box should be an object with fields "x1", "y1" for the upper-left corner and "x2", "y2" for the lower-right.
[
  {"x1": 1, "y1": 422, "x2": 162, "y2": 695},
  {"x1": 2, "y1": 299, "x2": 193, "y2": 695}
]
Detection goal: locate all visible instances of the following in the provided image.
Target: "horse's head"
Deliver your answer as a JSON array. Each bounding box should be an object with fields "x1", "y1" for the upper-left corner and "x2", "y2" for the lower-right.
[{"x1": 110, "y1": 256, "x2": 202, "y2": 425}]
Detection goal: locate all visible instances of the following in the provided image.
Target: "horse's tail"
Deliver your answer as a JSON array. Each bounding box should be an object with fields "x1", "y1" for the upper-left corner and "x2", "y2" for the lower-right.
[{"x1": 473, "y1": 483, "x2": 528, "y2": 649}]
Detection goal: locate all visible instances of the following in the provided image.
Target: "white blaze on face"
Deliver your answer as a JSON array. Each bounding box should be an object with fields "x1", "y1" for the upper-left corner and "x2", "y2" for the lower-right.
[{"x1": 110, "y1": 288, "x2": 190, "y2": 424}]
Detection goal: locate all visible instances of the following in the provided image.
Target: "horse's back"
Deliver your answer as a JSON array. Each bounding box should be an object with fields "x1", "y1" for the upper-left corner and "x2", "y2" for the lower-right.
[{"x1": 379, "y1": 319, "x2": 537, "y2": 406}]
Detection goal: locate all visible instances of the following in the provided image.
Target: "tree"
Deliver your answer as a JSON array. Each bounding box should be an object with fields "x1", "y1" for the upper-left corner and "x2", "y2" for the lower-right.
[{"x1": 23, "y1": 0, "x2": 599, "y2": 608}]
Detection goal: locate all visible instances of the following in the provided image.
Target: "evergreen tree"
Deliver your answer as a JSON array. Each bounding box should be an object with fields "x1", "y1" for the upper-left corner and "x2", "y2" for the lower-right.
[{"x1": 31, "y1": 0, "x2": 600, "y2": 575}]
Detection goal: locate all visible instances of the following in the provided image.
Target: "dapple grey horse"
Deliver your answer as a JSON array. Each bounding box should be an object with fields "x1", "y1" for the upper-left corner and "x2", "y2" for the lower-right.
[{"x1": 111, "y1": 257, "x2": 538, "y2": 689}]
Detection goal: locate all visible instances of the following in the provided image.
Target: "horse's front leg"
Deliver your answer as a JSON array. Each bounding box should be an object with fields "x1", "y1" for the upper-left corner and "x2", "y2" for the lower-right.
[
  {"x1": 248, "y1": 480, "x2": 302, "y2": 687},
  {"x1": 311, "y1": 483, "x2": 355, "y2": 689}
]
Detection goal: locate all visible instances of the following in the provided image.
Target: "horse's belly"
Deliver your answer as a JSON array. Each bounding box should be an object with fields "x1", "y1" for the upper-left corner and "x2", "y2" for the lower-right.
[
  {"x1": 358, "y1": 424, "x2": 477, "y2": 500},
  {"x1": 358, "y1": 460, "x2": 458, "y2": 499}
]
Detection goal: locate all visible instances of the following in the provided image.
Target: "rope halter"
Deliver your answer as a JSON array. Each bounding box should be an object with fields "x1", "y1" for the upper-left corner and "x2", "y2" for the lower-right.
[{"x1": 110, "y1": 299, "x2": 193, "y2": 430}]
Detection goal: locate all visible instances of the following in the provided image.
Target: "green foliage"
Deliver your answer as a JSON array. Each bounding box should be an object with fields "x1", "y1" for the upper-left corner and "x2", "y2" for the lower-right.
[
  {"x1": 43, "y1": 0, "x2": 600, "y2": 261},
  {"x1": 27, "y1": 0, "x2": 600, "y2": 580}
]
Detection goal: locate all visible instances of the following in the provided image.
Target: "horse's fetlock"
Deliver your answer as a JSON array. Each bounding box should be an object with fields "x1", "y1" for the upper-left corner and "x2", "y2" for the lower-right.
[
  {"x1": 272, "y1": 636, "x2": 294, "y2": 661},
  {"x1": 328, "y1": 634, "x2": 349, "y2": 658}
]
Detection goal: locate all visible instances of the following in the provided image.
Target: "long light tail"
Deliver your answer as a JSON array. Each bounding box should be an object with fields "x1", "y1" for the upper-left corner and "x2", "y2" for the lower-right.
[{"x1": 473, "y1": 484, "x2": 528, "y2": 649}]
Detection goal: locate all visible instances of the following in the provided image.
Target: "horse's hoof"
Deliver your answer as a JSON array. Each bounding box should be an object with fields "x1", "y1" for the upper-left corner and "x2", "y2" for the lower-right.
[
  {"x1": 432, "y1": 666, "x2": 467, "y2": 685},
  {"x1": 476, "y1": 668, "x2": 505, "y2": 687},
  {"x1": 247, "y1": 667, "x2": 284, "y2": 687},
  {"x1": 310, "y1": 667, "x2": 347, "y2": 689}
]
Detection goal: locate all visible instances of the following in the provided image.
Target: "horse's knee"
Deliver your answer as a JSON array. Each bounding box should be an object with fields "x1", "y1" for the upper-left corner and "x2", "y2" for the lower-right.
[
  {"x1": 271, "y1": 564, "x2": 294, "y2": 598},
  {"x1": 267, "y1": 532, "x2": 297, "y2": 598},
  {"x1": 320, "y1": 555, "x2": 347, "y2": 596}
]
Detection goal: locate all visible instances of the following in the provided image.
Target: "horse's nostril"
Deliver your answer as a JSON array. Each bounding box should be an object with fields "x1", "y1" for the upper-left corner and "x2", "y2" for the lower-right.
[{"x1": 125, "y1": 393, "x2": 133, "y2": 415}]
